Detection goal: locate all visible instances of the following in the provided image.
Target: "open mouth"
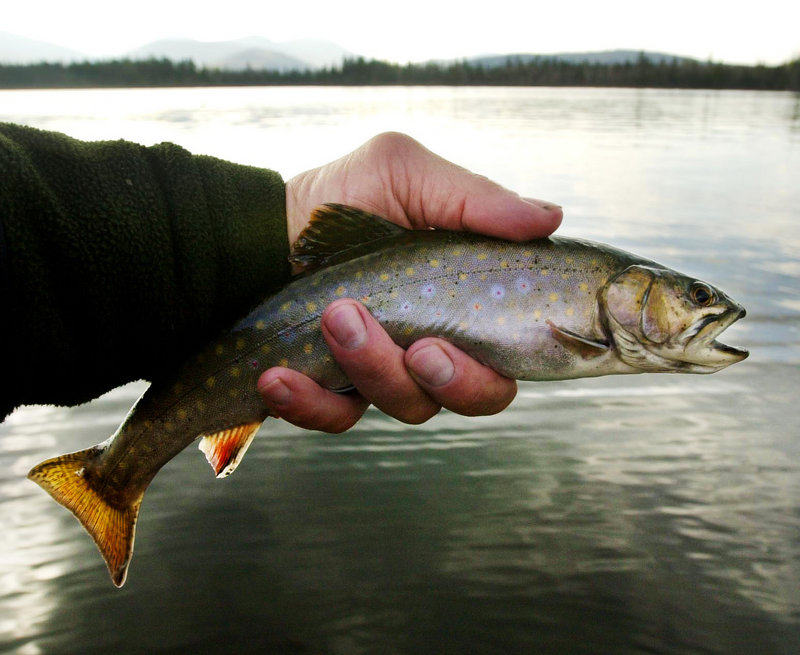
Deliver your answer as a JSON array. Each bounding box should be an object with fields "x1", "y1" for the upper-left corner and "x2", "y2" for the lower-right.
[{"x1": 696, "y1": 308, "x2": 749, "y2": 360}]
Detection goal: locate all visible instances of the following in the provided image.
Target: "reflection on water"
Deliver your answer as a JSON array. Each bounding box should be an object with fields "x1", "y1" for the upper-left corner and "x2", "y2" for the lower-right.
[{"x1": 1, "y1": 87, "x2": 799, "y2": 654}]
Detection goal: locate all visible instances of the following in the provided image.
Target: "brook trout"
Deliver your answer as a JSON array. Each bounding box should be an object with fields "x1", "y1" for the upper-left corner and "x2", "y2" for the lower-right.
[{"x1": 28, "y1": 205, "x2": 748, "y2": 586}]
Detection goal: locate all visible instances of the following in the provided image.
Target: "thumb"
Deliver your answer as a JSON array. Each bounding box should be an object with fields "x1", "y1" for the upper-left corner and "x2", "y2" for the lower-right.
[{"x1": 390, "y1": 134, "x2": 563, "y2": 240}]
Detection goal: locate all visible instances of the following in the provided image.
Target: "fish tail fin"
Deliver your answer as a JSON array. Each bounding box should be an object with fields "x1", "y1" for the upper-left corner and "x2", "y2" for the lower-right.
[{"x1": 28, "y1": 447, "x2": 142, "y2": 587}]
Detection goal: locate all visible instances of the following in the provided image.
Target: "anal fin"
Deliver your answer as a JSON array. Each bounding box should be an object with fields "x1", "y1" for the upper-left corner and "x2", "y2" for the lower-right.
[{"x1": 199, "y1": 421, "x2": 262, "y2": 478}]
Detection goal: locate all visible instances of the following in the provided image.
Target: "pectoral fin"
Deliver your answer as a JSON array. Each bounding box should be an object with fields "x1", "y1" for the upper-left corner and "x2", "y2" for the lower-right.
[
  {"x1": 199, "y1": 421, "x2": 263, "y2": 478},
  {"x1": 547, "y1": 320, "x2": 609, "y2": 359}
]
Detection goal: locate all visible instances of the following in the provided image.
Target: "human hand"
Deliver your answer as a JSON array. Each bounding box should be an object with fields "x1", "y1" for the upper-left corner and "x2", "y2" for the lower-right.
[{"x1": 259, "y1": 132, "x2": 563, "y2": 432}]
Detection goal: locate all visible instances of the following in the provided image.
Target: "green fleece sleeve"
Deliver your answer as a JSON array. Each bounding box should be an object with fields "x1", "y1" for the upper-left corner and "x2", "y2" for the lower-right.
[{"x1": 0, "y1": 123, "x2": 291, "y2": 417}]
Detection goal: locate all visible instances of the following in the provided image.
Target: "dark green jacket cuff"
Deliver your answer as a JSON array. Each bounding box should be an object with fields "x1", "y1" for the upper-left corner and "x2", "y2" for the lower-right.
[{"x1": 0, "y1": 123, "x2": 290, "y2": 416}]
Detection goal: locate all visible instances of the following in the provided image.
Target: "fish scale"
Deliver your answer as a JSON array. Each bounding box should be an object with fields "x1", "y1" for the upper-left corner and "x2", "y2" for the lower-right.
[{"x1": 27, "y1": 204, "x2": 748, "y2": 586}]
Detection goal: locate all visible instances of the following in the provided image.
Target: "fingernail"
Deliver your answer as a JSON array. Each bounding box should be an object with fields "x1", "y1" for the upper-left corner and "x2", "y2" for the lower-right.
[
  {"x1": 326, "y1": 303, "x2": 367, "y2": 350},
  {"x1": 260, "y1": 378, "x2": 291, "y2": 408},
  {"x1": 525, "y1": 197, "x2": 563, "y2": 211},
  {"x1": 408, "y1": 344, "x2": 455, "y2": 387}
]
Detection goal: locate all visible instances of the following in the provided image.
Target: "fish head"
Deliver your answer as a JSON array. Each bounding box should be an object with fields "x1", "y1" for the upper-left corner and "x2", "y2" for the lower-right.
[{"x1": 601, "y1": 264, "x2": 748, "y2": 373}]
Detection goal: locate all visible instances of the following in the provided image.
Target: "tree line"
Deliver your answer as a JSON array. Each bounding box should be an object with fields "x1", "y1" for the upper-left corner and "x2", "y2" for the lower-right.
[{"x1": 1, "y1": 54, "x2": 798, "y2": 90}]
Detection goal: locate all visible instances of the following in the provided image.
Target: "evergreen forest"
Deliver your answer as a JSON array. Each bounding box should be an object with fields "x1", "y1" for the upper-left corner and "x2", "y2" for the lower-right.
[{"x1": 1, "y1": 54, "x2": 798, "y2": 90}]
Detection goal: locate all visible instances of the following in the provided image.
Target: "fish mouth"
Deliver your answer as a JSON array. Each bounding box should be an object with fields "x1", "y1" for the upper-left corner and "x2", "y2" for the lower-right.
[{"x1": 690, "y1": 307, "x2": 749, "y2": 363}]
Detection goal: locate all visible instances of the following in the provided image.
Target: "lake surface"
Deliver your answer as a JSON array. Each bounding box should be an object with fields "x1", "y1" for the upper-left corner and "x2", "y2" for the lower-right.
[{"x1": 1, "y1": 86, "x2": 799, "y2": 654}]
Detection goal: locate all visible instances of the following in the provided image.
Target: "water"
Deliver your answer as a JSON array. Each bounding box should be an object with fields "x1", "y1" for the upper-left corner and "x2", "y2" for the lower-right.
[{"x1": 1, "y1": 87, "x2": 799, "y2": 654}]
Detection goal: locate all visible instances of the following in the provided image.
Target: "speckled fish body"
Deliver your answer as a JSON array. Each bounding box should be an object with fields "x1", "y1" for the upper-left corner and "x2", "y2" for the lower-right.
[{"x1": 27, "y1": 205, "x2": 748, "y2": 586}]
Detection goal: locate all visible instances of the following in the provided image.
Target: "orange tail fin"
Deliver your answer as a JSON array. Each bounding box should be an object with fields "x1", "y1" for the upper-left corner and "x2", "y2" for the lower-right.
[{"x1": 28, "y1": 447, "x2": 143, "y2": 587}]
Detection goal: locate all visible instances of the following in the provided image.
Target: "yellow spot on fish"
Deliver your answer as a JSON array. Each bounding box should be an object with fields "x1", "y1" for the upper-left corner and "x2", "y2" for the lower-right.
[
  {"x1": 323, "y1": 354, "x2": 333, "y2": 363},
  {"x1": 459, "y1": 321, "x2": 468, "y2": 331},
  {"x1": 164, "y1": 422, "x2": 175, "y2": 432},
  {"x1": 205, "y1": 376, "x2": 216, "y2": 389},
  {"x1": 306, "y1": 301, "x2": 317, "y2": 313},
  {"x1": 390, "y1": 290, "x2": 399, "y2": 299},
  {"x1": 451, "y1": 247, "x2": 462, "y2": 256},
  {"x1": 579, "y1": 282, "x2": 589, "y2": 292},
  {"x1": 236, "y1": 338, "x2": 245, "y2": 350},
  {"x1": 405, "y1": 267, "x2": 415, "y2": 276},
  {"x1": 523, "y1": 250, "x2": 532, "y2": 257},
  {"x1": 355, "y1": 271, "x2": 364, "y2": 279},
  {"x1": 143, "y1": 420, "x2": 153, "y2": 430},
  {"x1": 380, "y1": 273, "x2": 389, "y2": 281},
  {"x1": 541, "y1": 268, "x2": 550, "y2": 277},
  {"x1": 496, "y1": 316, "x2": 506, "y2": 326},
  {"x1": 500, "y1": 260, "x2": 509, "y2": 269},
  {"x1": 261, "y1": 344, "x2": 272, "y2": 355},
  {"x1": 196, "y1": 400, "x2": 205, "y2": 412},
  {"x1": 215, "y1": 344, "x2": 224, "y2": 356},
  {"x1": 477, "y1": 253, "x2": 488, "y2": 261},
  {"x1": 404, "y1": 326, "x2": 414, "y2": 336},
  {"x1": 429, "y1": 259, "x2": 440, "y2": 268},
  {"x1": 281, "y1": 301, "x2": 292, "y2": 312},
  {"x1": 256, "y1": 320, "x2": 266, "y2": 330},
  {"x1": 566, "y1": 307, "x2": 575, "y2": 317},
  {"x1": 279, "y1": 358, "x2": 289, "y2": 368},
  {"x1": 479, "y1": 273, "x2": 488, "y2": 281},
  {"x1": 230, "y1": 366, "x2": 241, "y2": 377},
  {"x1": 459, "y1": 272, "x2": 468, "y2": 281},
  {"x1": 304, "y1": 343, "x2": 313, "y2": 354},
  {"x1": 549, "y1": 292, "x2": 559, "y2": 302},
  {"x1": 335, "y1": 285, "x2": 346, "y2": 296},
  {"x1": 361, "y1": 295, "x2": 371, "y2": 303},
  {"x1": 561, "y1": 273, "x2": 569, "y2": 280},
  {"x1": 533, "y1": 309, "x2": 542, "y2": 320},
  {"x1": 228, "y1": 388, "x2": 240, "y2": 399},
  {"x1": 590, "y1": 259, "x2": 598, "y2": 267},
  {"x1": 177, "y1": 409, "x2": 188, "y2": 421},
  {"x1": 565, "y1": 257, "x2": 574, "y2": 264}
]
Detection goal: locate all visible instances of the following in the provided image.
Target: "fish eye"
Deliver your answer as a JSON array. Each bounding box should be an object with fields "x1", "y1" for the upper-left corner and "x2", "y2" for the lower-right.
[{"x1": 689, "y1": 282, "x2": 716, "y2": 307}]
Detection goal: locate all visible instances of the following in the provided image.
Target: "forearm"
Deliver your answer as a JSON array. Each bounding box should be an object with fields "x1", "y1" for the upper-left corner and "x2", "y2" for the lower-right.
[{"x1": 0, "y1": 123, "x2": 290, "y2": 416}]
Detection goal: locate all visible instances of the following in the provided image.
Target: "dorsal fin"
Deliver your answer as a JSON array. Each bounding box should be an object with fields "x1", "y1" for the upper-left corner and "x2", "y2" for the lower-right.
[{"x1": 289, "y1": 204, "x2": 408, "y2": 275}]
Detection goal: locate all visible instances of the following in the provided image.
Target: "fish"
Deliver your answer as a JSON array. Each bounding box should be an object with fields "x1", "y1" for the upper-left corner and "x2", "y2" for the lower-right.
[{"x1": 27, "y1": 204, "x2": 748, "y2": 586}]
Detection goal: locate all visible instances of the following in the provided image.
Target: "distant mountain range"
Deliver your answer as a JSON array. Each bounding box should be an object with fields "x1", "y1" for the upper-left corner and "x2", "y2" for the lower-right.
[
  {"x1": 0, "y1": 32, "x2": 86, "y2": 64},
  {"x1": 0, "y1": 31, "x2": 701, "y2": 71},
  {"x1": 125, "y1": 37, "x2": 352, "y2": 71},
  {"x1": 0, "y1": 33, "x2": 352, "y2": 71}
]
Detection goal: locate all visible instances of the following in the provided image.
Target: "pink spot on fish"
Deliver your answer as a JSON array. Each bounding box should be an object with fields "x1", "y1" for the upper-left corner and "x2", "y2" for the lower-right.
[{"x1": 490, "y1": 285, "x2": 505, "y2": 300}]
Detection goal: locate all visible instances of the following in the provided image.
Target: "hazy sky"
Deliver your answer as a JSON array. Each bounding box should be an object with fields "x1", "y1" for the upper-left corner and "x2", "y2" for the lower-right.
[{"x1": 5, "y1": 0, "x2": 799, "y2": 65}]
